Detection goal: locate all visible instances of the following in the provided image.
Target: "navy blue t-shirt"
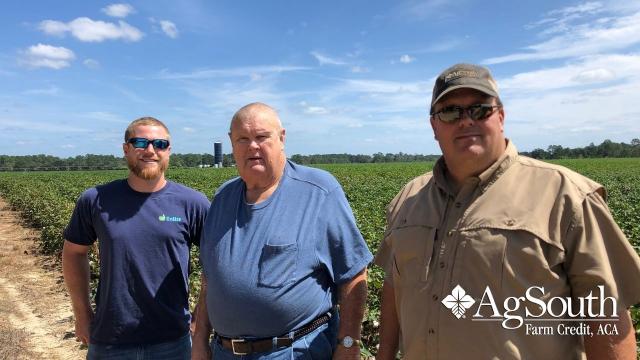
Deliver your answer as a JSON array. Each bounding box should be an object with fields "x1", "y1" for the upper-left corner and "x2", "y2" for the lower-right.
[
  {"x1": 64, "y1": 179, "x2": 210, "y2": 345},
  {"x1": 200, "y1": 161, "x2": 373, "y2": 337}
]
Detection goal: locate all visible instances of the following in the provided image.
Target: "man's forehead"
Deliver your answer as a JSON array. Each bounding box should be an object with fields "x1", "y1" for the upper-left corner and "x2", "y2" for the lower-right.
[
  {"x1": 133, "y1": 124, "x2": 168, "y2": 135},
  {"x1": 231, "y1": 114, "x2": 280, "y2": 132}
]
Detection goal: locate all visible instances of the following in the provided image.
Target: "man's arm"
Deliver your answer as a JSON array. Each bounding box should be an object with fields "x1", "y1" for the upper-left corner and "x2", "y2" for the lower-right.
[
  {"x1": 62, "y1": 240, "x2": 93, "y2": 345},
  {"x1": 584, "y1": 310, "x2": 636, "y2": 360},
  {"x1": 376, "y1": 278, "x2": 400, "y2": 359},
  {"x1": 192, "y1": 273, "x2": 212, "y2": 360},
  {"x1": 333, "y1": 268, "x2": 368, "y2": 360}
]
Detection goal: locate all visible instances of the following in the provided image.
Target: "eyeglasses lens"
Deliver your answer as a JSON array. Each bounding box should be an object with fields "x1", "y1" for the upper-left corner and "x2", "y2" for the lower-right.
[
  {"x1": 437, "y1": 104, "x2": 496, "y2": 123},
  {"x1": 129, "y1": 138, "x2": 169, "y2": 149}
]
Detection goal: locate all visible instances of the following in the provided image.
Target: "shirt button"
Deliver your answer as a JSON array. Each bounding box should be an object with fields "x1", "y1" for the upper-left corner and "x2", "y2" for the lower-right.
[
  {"x1": 439, "y1": 262, "x2": 446, "y2": 269},
  {"x1": 447, "y1": 230, "x2": 454, "y2": 237},
  {"x1": 428, "y1": 328, "x2": 435, "y2": 334},
  {"x1": 455, "y1": 202, "x2": 461, "y2": 208},
  {"x1": 432, "y1": 294, "x2": 439, "y2": 301}
]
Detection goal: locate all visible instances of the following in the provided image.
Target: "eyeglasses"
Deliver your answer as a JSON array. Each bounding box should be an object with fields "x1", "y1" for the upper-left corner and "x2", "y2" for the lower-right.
[
  {"x1": 127, "y1": 137, "x2": 170, "y2": 150},
  {"x1": 432, "y1": 104, "x2": 501, "y2": 123}
]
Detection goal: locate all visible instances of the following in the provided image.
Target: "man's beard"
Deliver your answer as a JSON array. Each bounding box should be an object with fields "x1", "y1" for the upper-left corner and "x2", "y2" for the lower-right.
[{"x1": 127, "y1": 157, "x2": 169, "y2": 180}]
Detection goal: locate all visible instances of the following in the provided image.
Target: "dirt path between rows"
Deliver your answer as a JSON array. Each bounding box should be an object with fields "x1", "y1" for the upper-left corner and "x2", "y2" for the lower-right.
[{"x1": 0, "y1": 197, "x2": 86, "y2": 360}]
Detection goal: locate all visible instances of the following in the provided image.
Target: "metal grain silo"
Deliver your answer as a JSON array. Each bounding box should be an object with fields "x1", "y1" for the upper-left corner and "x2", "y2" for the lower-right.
[{"x1": 214, "y1": 141, "x2": 223, "y2": 167}]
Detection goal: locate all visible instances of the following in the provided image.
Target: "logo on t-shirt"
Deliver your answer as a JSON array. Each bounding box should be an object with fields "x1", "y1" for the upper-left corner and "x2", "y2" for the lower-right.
[{"x1": 158, "y1": 214, "x2": 182, "y2": 222}]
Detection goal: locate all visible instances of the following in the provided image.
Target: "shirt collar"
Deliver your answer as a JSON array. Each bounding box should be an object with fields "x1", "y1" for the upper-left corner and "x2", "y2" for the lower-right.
[{"x1": 433, "y1": 139, "x2": 518, "y2": 195}]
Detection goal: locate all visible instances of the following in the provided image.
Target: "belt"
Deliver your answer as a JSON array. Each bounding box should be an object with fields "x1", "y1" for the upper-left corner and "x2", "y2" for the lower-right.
[{"x1": 215, "y1": 312, "x2": 332, "y2": 355}]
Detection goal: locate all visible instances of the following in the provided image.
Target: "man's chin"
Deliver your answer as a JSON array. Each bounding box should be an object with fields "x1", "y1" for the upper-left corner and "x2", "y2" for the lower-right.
[
  {"x1": 136, "y1": 167, "x2": 162, "y2": 180},
  {"x1": 128, "y1": 162, "x2": 167, "y2": 180}
]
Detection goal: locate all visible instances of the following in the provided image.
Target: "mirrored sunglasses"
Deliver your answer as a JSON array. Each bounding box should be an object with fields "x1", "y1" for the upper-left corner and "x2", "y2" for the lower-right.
[
  {"x1": 432, "y1": 104, "x2": 500, "y2": 123},
  {"x1": 127, "y1": 137, "x2": 170, "y2": 150}
]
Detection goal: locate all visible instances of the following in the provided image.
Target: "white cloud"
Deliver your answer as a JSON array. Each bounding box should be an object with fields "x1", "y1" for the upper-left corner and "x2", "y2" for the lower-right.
[
  {"x1": 20, "y1": 44, "x2": 75, "y2": 69},
  {"x1": 502, "y1": 54, "x2": 640, "y2": 150},
  {"x1": 304, "y1": 106, "x2": 328, "y2": 115},
  {"x1": 183, "y1": 127, "x2": 195, "y2": 133},
  {"x1": 159, "y1": 20, "x2": 179, "y2": 38},
  {"x1": 83, "y1": 59, "x2": 100, "y2": 69},
  {"x1": 310, "y1": 51, "x2": 346, "y2": 66},
  {"x1": 394, "y1": 0, "x2": 452, "y2": 20},
  {"x1": 343, "y1": 79, "x2": 428, "y2": 94},
  {"x1": 484, "y1": 8, "x2": 640, "y2": 64},
  {"x1": 39, "y1": 17, "x2": 143, "y2": 42},
  {"x1": 157, "y1": 65, "x2": 309, "y2": 80},
  {"x1": 61, "y1": 144, "x2": 76, "y2": 149},
  {"x1": 571, "y1": 68, "x2": 616, "y2": 83},
  {"x1": 38, "y1": 20, "x2": 68, "y2": 36},
  {"x1": 0, "y1": 117, "x2": 87, "y2": 133},
  {"x1": 351, "y1": 66, "x2": 370, "y2": 73},
  {"x1": 115, "y1": 86, "x2": 147, "y2": 103},
  {"x1": 22, "y1": 86, "x2": 60, "y2": 95},
  {"x1": 85, "y1": 112, "x2": 129, "y2": 123},
  {"x1": 399, "y1": 54, "x2": 415, "y2": 63},
  {"x1": 499, "y1": 54, "x2": 640, "y2": 92},
  {"x1": 102, "y1": 4, "x2": 135, "y2": 18},
  {"x1": 548, "y1": 1, "x2": 603, "y2": 17}
]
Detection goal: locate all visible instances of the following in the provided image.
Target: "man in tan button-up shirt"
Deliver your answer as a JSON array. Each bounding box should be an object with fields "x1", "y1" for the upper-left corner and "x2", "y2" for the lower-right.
[{"x1": 375, "y1": 63, "x2": 640, "y2": 359}]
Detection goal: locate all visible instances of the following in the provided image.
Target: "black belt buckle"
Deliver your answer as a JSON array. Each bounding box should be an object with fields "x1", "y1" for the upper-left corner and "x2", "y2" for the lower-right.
[{"x1": 231, "y1": 339, "x2": 249, "y2": 355}]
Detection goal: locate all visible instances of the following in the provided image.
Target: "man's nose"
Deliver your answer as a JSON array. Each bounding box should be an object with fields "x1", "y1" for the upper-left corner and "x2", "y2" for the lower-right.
[
  {"x1": 458, "y1": 110, "x2": 474, "y2": 127},
  {"x1": 248, "y1": 140, "x2": 260, "y2": 149},
  {"x1": 143, "y1": 143, "x2": 156, "y2": 153}
]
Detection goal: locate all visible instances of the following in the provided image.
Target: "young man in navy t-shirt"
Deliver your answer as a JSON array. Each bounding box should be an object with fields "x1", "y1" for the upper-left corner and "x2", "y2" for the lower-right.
[{"x1": 62, "y1": 117, "x2": 210, "y2": 359}]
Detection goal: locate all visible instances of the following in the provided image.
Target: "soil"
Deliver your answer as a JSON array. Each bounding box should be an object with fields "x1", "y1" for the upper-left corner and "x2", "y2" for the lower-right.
[{"x1": 0, "y1": 197, "x2": 86, "y2": 360}]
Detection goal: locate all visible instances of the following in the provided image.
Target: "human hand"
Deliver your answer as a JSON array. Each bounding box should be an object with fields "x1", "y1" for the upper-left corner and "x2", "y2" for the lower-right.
[{"x1": 73, "y1": 312, "x2": 92, "y2": 345}]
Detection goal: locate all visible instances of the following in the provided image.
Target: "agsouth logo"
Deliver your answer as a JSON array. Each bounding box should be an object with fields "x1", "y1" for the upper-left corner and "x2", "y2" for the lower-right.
[
  {"x1": 158, "y1": 214, "x2": 182, "y2": 222},
  {"x1": 441, "y1": 284, "x2": 620, "y2": 334},
  {"x1": 442, "y1": 285, "x2": 476, "y2": 319}
]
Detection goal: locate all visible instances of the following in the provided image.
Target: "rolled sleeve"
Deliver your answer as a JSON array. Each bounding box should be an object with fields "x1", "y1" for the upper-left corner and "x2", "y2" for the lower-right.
[{"x1": 563, "y1": 192, "x2": 640, "y2": 311}]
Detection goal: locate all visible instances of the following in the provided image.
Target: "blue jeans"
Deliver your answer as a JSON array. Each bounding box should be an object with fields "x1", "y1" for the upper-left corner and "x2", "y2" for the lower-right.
[
  {"x1": 210, "y1": 313, "x2": 338, "y2": 359},
  {"x1": 86, "y1": 333, "x2": 191, "y2": 360}
]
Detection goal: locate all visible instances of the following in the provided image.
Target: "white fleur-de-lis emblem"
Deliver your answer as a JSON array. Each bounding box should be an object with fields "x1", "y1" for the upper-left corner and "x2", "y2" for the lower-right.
[{"x1": 442, "y1": 285, "x2": 476, "y2": 319}]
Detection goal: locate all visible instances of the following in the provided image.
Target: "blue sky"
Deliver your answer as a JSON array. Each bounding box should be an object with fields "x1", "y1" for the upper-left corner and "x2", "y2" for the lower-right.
[{"x1": 1, "y1": 0, "x2": 640, "y2": 157}]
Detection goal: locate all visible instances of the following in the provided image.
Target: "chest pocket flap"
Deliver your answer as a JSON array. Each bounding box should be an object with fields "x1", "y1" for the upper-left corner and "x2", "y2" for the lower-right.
[{"x1": 389, "y1": 222, "x2": 437, "y2": 287}]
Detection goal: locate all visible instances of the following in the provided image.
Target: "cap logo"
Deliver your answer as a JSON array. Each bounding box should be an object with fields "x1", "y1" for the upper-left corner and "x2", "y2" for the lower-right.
[{"x1": 445, "y1": 70, "x2": 479, "y2": 83}]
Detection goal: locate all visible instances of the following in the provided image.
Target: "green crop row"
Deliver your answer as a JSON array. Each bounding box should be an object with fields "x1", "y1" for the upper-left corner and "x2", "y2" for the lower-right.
[{"x1": 1, "y1": 158, "x2": 639, "y2": 355}]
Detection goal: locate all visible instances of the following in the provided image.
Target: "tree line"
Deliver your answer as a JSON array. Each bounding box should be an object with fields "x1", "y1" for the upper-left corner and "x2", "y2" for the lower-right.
[
  {"x1": 521, "y1": 139, "x2": 640, "y2": 159},
  {"x1": 1, "y1": 139, "x2": 639, "y2": 171},
  {"x1": 0, "y1": 153, "x2": 235, "y2": 171}
]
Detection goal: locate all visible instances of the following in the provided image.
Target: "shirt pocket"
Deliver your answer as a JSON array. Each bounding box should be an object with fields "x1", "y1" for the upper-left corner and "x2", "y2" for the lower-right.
[
  {"x1": 257, "y1": 243, "x2": 298, "y2": 288},
  {"x1": 390, "y1": 224, "x2": 436, "y2": 288},
  {"x1": 456, "y1": 226, "x2": 564, "y2": 298}
]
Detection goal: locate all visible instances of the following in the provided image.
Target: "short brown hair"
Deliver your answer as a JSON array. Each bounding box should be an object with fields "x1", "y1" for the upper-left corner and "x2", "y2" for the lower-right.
[{"x1": 124, "y1": 117, "x2": 170, "y2": 142}]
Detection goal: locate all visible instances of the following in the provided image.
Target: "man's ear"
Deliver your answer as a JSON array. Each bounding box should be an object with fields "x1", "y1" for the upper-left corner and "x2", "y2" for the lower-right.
[
  {"x1": 430, "y1": 116, "x2": 438, "y2": 141},
  {"x1": 280, "y1": 128, "x2": 286, "y2": 149}
]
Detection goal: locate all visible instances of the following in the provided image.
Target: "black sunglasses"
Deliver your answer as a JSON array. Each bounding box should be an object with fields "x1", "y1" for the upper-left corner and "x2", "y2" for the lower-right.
[
  {"x1": 127, "y1": 137, "x2": 170, "y2": 150},
  {"x1": 432, "y1": 104, "x2": 501, "y2": 123}
]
